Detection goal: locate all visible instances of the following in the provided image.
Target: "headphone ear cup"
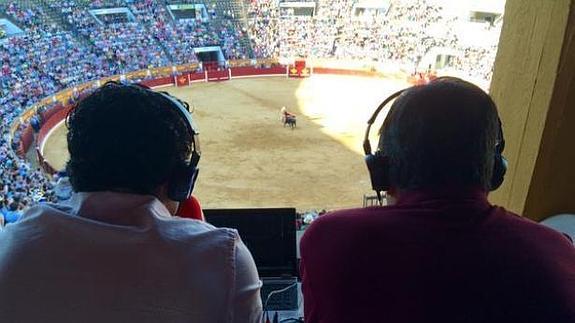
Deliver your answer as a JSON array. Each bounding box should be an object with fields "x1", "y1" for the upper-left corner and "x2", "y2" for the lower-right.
[
  {"x1": 167, "y1": 165, "x2": 199, "y2": 202},
  {"x1": 365, "y1": 152, "x2": 390, "y2": 192},
  {"x1": 490, "y1": 154, "x2": 507, "y2": 191}
]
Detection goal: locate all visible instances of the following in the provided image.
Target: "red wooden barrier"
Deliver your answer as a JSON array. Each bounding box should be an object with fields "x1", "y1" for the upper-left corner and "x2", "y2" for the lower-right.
[
  {"x1": 140, "y1": 76, "x2": 174, "y2": 88},
  {"x1": 207, "y1": 69, "x2": 230, "y2": 82},
  {"x1": 231, "y1": 66, "x2": 286, "y2": 77},
  {"x1": 313, "y1": 67, "x2": 381, "y2": 78},
  {"x1": 257, "y1": 66, "x2": 286, "y2": 75},
  {"x1": 35, "y1": 106, "x2": 73, "y2": 173},
  {"x1": 18, "y1": 126, "x2": 34, "y2": 156},
  {"x1": 37, "y1": 107, "x2": 72, "y2": 152},
  {"x1": 189, "y1": 72, "x2": 205, "y2": 82},
  {"x1": 40, "y1": 104, "x2": 65, "y2": 123}
]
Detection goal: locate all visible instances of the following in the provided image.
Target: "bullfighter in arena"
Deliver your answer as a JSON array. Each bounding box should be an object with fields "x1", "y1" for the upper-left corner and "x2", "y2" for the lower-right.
[{"x1": 280, "y1": 106, "x2": 296, "y2": 121}]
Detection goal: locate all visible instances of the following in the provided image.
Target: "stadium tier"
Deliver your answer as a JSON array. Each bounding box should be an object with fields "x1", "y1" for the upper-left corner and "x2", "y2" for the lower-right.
[{"x1": 0, "y1": 0, "x2": 503, "y2": 218}]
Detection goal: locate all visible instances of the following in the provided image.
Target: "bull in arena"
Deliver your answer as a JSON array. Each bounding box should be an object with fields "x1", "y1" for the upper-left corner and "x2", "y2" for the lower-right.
[
  {"x1": 284, "y1": 115, "x2": 296, "y2": 129},
  {"x1": 281, "y1": 106, "x2": 297, "y2": 129}
]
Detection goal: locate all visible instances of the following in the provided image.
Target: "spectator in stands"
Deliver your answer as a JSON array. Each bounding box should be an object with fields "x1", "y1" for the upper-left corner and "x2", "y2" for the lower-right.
[
  {"x1": 30, "y1": 114, "x2": 41, "y2": 133},
  {"x1": 300, "y1": 77, "x2": 575, "y2": 323},
  {"x1": 53, "y1": 171, "x2": 73, "y2": 201},
  {"x1": 1, "y1": 201, "x2": 21, "y2": 224},
  {"x1": 247, "y1": 0, "x2": 499, "y2": 84},
  {"x1": 0, "y1": 82, "x2": 262, "y2": 322}
]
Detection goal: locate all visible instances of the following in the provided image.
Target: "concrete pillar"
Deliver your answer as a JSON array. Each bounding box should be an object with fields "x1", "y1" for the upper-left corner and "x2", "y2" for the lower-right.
[{"x1": 489, "y1": 0, "x2": 575, "y2": 221}]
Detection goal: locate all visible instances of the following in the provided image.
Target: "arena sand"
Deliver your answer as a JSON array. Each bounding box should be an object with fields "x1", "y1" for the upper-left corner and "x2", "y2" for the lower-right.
[{"x1": 42, "y1": 75, "x2": 409, "y2": 210}]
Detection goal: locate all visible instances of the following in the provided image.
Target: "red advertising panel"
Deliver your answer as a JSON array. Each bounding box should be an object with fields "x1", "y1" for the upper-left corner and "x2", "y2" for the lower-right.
[
  {"x1": 176, "y1": 74, "x2": 189, "y2": 87},
  {"x1": 288, "y1": 60, "x2": 310, "y2": 78}
]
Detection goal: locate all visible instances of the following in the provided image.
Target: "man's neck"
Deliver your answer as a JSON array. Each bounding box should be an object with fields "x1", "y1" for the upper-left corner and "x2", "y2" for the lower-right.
[
  {"x1": 70, "y1": 191, "x2": 171, "y2": 226},
  {"x1": 392, "y1": 186, "x2": 489, "y2": 206}
]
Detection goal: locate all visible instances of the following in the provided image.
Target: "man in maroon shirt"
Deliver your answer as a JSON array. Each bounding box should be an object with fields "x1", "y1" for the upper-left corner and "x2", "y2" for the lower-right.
[{"x1": 300, "y1": 78, "x2": 575, "y2": 323}]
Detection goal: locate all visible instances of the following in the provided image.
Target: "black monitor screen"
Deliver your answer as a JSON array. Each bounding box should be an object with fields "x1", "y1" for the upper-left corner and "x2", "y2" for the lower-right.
[{"x1": 204, "y1": 208, "x2": 297, "y2": 278}]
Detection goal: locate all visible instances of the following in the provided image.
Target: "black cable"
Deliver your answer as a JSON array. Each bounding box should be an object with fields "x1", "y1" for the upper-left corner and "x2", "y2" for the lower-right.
[
  {"x1": 263, "y1": 282, "x2": 298, "y2": 312},
  {"x1": 279, "y1": 318, "x2": 304, "y2": 323}
]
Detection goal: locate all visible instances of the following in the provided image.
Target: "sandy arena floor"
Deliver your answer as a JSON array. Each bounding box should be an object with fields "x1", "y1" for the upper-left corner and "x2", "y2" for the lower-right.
[{"x1": 42, "y1": 75, "x2": 409, "y2": 210}]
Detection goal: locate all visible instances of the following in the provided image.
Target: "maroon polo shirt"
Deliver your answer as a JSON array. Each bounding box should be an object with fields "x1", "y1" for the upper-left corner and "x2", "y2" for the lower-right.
[{"x1": 300, "y1": 189, "x2": 575, "y2": 323}]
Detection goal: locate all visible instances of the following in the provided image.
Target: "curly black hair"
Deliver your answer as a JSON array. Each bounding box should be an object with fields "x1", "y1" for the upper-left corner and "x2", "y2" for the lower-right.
[
  {"x1": 66, "y1": 82, "x2": 193, "y2": 194},
  {"x1": 379, "y1": 77, "x2": 500, "y2": 191}
]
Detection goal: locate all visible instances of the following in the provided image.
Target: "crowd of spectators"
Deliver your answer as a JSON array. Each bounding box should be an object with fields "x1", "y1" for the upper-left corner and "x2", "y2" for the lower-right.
[
  {"x1": 129, "y1": 0, "x2": 249, "y2": 64},
  {"x1": 247, "y1": 0, "x2": 502, "y2": 81},
  {"x1": 59, "y1": 2, "x2": 170, "y2": 71},
  {"x1": 246, "y1": 0, "x2": 279, "y2": 58},
  {"x1": 89, "y1": 0, "x2": 126, "y2": 9},
  {"x1": 95, "y1": 12, "x2": 130, "y2": 24},
  {"x1": 0, "y1": 139, "x2": 57, "y2": 225},
  {"x1": 0, "y1": 2, "x2": 103, "y2": 225}
]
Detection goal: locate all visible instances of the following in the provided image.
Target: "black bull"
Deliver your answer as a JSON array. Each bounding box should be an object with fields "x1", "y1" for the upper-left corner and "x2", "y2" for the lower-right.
[{"x1": 283, "y1": 116, "x2": 296, "y2": 129}]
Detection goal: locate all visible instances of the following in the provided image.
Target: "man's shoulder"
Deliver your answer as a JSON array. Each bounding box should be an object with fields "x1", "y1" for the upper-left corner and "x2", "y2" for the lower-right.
[
  {"x1": 5, "y1": 202, "x2": 64, "y2": 228},
  {"x1": 492, "y1": 207, "x2": 574, "y2": 248},
  {"x1": 4, "y1": 202, "x2": 242, "y2": 249},
  {"x1": 301, "y1": 205, "x2": 574, "y2": 255},
  {"x1": 300, "y1": 207, "x2": 393, "y2": 247},
  {"x1": 161, "y1": 216, "x2": 241, "y2": 243},
  {"x1": 153, "y1": 216, "x2": 245, "y2": 252},
  {"x1": 305, "y1": 206, "x2": 401, "y2": 231}
]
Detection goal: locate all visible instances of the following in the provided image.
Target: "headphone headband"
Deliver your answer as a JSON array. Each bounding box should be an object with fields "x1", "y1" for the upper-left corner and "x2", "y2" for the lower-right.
[{"x1": 363, "y1": 88, "x2": 407, "y2": 155}]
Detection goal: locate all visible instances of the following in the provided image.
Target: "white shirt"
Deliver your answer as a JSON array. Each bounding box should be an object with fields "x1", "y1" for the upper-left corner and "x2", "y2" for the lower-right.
[{"x1": 0, "y1": 192, "x2": 262, "y2": 323}]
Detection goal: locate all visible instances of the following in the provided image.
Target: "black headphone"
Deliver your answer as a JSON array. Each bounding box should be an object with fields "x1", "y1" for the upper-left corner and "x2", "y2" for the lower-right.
[
  {"x1": 156, "y1": 92, "x2": 201, "y2": 202},
  {"x1": 133, "y1": 83, "x2": 201, "y2": 202},
  {"x1": 363, "y1": 84, "x2": 507, "y2": 204}
]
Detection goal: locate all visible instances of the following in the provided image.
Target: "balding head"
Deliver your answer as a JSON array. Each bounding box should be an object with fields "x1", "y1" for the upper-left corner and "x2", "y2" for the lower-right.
[{"x1": 379, "y1": 77, "x2": 501, "y2": 191}]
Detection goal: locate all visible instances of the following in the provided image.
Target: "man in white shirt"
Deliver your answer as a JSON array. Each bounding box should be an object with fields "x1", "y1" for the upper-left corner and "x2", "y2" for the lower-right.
[{"x1": 0, "y1": 82, "x2": 262, "y2": 322}]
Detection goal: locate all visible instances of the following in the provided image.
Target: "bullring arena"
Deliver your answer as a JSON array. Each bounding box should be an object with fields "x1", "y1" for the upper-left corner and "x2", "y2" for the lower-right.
[{"x1": 41, "y1": 73, "x2": 409, "y2": 210}]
